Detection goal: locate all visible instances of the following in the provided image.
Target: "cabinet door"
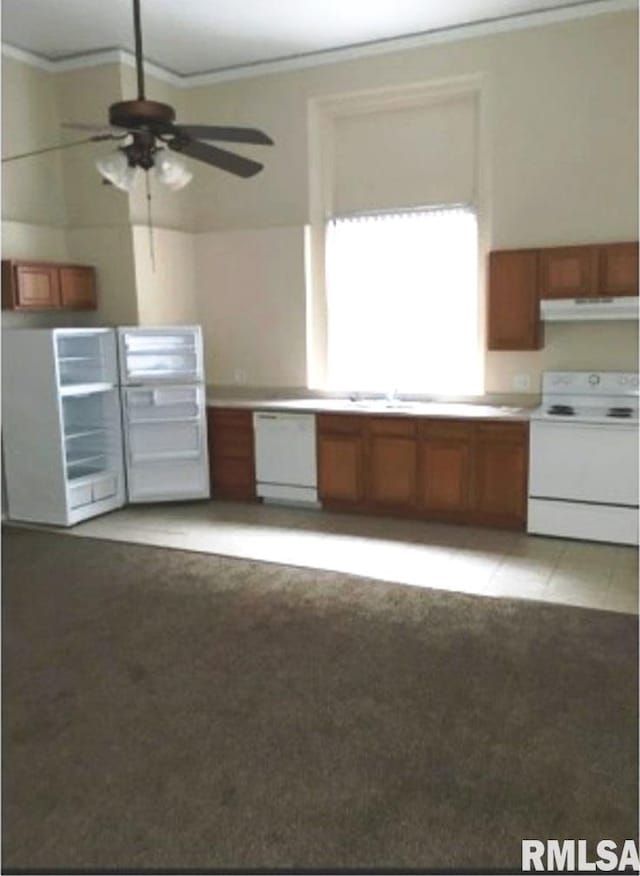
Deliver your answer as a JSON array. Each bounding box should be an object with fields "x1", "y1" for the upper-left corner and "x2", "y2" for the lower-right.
[
  {"x1": 539, "y1": 246, "x2": 597, "y2": 299},
  {"x1": 473, "y1": 424, "x2": 528, "y2": 525},
  {"x1": 599, "y1": 242, "x2": 639, "y2": 297},
  {"x1": 487, "y1": 250, "x2": 541, "y2": 350},
  {"x1": 207, "y1": 408, "x2": 256, "y2": 500},
  {"x1": 419, "y1": 422, "x2": 473, "y2": 512},
  {"x1": 59, "y1": 266, "x2": 97, "y2": 309},
  {"x1": 367, "y1": 435, "x2": 417, "y2": 507},
  {"x1": 366, "y1": 417, "x2": 417, "y2": 508},
  {"x1": 317, "y1": 433, "x2": 364, "y2": 504},
  {"x1": 12, "y1": 263, "x2": 60, "y2": 309}
]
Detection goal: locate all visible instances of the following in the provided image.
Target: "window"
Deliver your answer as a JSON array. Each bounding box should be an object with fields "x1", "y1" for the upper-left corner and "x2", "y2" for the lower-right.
[{"x1": 324, "y1": 206, "x2": 480, "y2": 396}]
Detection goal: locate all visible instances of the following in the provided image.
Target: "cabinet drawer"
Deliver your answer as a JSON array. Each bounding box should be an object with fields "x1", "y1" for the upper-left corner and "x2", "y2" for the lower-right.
[
  {"x1": 367, "y1": 416, "x2": 417, "y2": 437},
  {"x1": 317, "y1": 414, "x2": 364, "y2": 435},
  {"x1": 420, "y1": 419, "x2": 474, "y2": 441},
  {"x1": 209, "y1": 408, "x2": 253, "y2": 429},
  {"x1": 476, "y1": 422, "x2": 527, "y2": 441}
]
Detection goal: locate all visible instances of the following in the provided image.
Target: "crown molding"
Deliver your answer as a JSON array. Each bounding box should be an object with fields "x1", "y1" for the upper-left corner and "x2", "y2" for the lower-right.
[
  {"x1": 1, "y1": 43, "x2": 181, "y2": 85},
  {"x1": 2, "y1": 0, "x2": 635, "y2": 87}
]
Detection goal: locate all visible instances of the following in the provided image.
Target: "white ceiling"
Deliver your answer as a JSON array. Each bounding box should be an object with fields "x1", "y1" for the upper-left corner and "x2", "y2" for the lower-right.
[{"x1": 1, "y1": 0, "x2": 617, "y2": 77}]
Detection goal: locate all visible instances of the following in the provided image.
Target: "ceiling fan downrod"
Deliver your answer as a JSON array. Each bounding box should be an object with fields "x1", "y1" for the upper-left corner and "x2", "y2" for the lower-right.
[
  {"x1": 133, "y1": 0, "x2": 145, "y2": 100},
  {"x1": 108, "y1": 0, "x2": 176, "y2": 131}
]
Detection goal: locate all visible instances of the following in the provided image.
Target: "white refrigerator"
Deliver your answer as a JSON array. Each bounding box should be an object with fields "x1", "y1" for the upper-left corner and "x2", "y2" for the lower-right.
[
  {"x1": 117, "y1": 326, "x2": 210, "y2": 503},
  {"x1": 3, "y1": 325, "x2": 210, "y2": 526},
  {"x1": 2, "y1": 328, "x2": 126, "y2": 526}
]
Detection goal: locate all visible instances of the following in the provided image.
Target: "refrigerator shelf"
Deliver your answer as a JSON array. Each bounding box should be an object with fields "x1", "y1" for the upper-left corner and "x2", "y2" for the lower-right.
[
  {"x1": 64, "y1": 427, "x2": 109, "y2": 440},
  {"x1": 126, "y1": 370, "x2": 199, "y2": 380},
  {"x1": 66, "y1": 452, "x2": 108, "y2": 468},
  {"x1": 131, "y1": 449, "x2": 202, "y2": 463},
  {"x1": 129, "y1": 415, "x2": 201, "y2": 425},
  {"x1": 66, "y1": 466, "x2": 114, "y2": 486},
  {"x1": 59, "y1": 382, "x2": 115, "y2": 396},
  {"x1": 124, "y1": 346, "x2": 196, "y2": 356}
]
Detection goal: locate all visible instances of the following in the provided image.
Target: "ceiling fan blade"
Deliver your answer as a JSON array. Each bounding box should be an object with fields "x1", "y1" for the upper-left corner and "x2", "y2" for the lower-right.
[
  {"x1": 2, "y1": 134, "x2": 116, "y2": 163},
  {"x1": 173, "y1": 125, "x2": 274, "y2": 146},
  {"x1": 169, "y1": 138, "x2": 264, "y2": 178},
  {"x1": 62, "y1": 122, "x2": 128, "y2": 135}
]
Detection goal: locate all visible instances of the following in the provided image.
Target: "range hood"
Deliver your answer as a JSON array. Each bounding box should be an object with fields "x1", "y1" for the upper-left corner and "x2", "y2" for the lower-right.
[{"x1": 540, "y1": 296, "x2": 639, "y2": 321}]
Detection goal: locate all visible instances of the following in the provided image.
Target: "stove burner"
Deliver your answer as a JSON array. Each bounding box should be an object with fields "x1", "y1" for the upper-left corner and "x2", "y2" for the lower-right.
[
  {"x1": 607, "y1": 407, "x2": 633, "y2": 418},
  {"x1": 547, "y1": 405, "x2": 575, "y2": 416}
]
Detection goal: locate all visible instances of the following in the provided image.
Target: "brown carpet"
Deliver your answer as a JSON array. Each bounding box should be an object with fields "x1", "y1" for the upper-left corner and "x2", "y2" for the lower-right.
[{"x1": 2, "y1": 527, "x2": 637, "y2": 873}]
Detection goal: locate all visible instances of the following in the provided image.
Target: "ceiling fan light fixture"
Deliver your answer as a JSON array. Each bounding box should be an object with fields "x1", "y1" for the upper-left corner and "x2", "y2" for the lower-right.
[
  {"x1": 95, "y1": 149, "x2": 137, "y2": 192},
  {"x1": 153, "y1": 149, "x2": 193, "y2": 191}
]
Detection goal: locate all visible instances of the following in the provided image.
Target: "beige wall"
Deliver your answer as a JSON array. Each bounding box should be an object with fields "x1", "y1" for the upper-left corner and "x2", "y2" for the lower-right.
[
  {"x1": 2, "y1": 8, "x2": 638, "y2": 392},
  {"x1": 194, "y1": 226, "x2": 307, "y2": 386},
  {"x1": 133, "y1": 226, "x2": 199, "y2": 326},
  {"x1": 65, "y1": 226, "x2": 138, "y2": 325},
  {"x1": 2, "y1": 57, "x2": 66, "y2": 227},
  {"x1": 55, "y1": 63, "x2": 131, "y2": 230}
]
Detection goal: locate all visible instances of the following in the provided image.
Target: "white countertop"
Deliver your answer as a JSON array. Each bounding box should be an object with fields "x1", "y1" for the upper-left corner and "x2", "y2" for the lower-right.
[{"x1": 206, "y1": 395, "x2": 532, "y2": 421}]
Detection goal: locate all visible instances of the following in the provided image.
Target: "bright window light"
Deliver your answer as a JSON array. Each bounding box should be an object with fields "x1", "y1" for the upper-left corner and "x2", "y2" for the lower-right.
[{"x1": 325, "y1": 206, "x2": 480, "y2": 395}]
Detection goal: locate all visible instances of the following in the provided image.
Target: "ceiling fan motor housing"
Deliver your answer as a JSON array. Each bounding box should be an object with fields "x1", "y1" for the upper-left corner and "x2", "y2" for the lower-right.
[{"x1": 109, "y1": 99, "x2": 176, "y2": 131}]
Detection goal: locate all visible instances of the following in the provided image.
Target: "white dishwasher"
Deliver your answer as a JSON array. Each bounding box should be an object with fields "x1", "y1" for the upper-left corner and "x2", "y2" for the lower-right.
[{"x1": 253, "y1": 412, "x2": 318, "y2": 505}]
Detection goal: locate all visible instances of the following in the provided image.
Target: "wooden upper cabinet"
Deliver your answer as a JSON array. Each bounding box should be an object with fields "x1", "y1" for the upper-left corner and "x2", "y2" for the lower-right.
[
  {"x1": 2, "y1": 261, "x2": 60, "y2": 310},
  {"x1": 598, "y1": 242, "x2": 639, "y2": 297},
  {"x1": 2, "y1": 260, "x2": 97, "y2": 311},
  {"x1": 419, "y1": 420, "x2": 473, "y2": 513},
  {"x1": 59, "y1": 266, "x2": 97, "y2": 309},
  {"x1": 539, "y1": 246, "x2": 598, "y2": 299},
  {"x1": 487, "y1": 249, "x2": 541, "y2": 350}
]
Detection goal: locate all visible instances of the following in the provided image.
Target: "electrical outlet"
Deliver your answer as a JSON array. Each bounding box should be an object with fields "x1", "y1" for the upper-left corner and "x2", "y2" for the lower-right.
[
  {"x1": 512, "y1": 373, "x2": 531, "y2": 391},
  {"x1": 233, "y1": 368, "x2": 247, "y2": 385}
]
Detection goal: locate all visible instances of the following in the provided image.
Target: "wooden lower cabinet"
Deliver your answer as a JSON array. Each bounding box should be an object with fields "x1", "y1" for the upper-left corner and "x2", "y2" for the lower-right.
[
  {"x1": 419, "y1": 421, "x2": 473, "y2": 513},
  {"x1": 317, "y1": 415, "x2": 365, "y2": 505},
  {"x1": 318, "y1": 434, "x2": 365, "y2": 504},
  {"x1": 207, "y1": 408, "x2": 256, "y2": 500},
  {"x1": 474, "y1": 423, "x2": 528, "y2": 525},
  {"x1": 317, "y1": 413, "x2": 528, "y2": 529},
  {"x1": 367, "y1": 418, "x2": 417, "y2": 508}
]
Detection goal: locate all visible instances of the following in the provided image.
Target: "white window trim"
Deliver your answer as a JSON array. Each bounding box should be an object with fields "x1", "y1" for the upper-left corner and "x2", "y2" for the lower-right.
[{"x1": 306, "y1": 76, "x2": 488, "y2": 396}]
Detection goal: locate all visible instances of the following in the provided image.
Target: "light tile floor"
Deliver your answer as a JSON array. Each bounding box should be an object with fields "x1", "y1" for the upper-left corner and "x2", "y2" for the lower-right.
[{"x1": 58, "y1": 500, "x2": 639, "y2": 615}]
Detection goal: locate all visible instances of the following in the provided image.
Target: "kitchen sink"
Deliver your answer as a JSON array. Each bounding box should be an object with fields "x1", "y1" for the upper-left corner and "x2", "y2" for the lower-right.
[{"x1": 349, "y1": 400, "x2": 417, "y2": 410}]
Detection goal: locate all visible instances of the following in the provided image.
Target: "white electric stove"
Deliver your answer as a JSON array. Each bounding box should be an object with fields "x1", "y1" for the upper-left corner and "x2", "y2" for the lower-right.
[{"x1": 528, "y1": 371, "x2": 639, "y2": 545}]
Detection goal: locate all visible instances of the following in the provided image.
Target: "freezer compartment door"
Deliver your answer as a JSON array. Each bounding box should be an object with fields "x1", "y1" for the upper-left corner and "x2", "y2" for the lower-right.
[
  {"x1": 123, "y1": 385, "x2": 210, "y2": 502},
  {"x1": 126, "y1": 459, "x2": 210, "y2": 503},
  {"x1": 118, "y1": 326, "x2": 204, "y2": 384}
]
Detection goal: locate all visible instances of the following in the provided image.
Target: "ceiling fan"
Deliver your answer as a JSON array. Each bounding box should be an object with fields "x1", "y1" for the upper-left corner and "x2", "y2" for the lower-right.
[{"x1": 2, "y1": 0, "x2": 274, "y2": 191}]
